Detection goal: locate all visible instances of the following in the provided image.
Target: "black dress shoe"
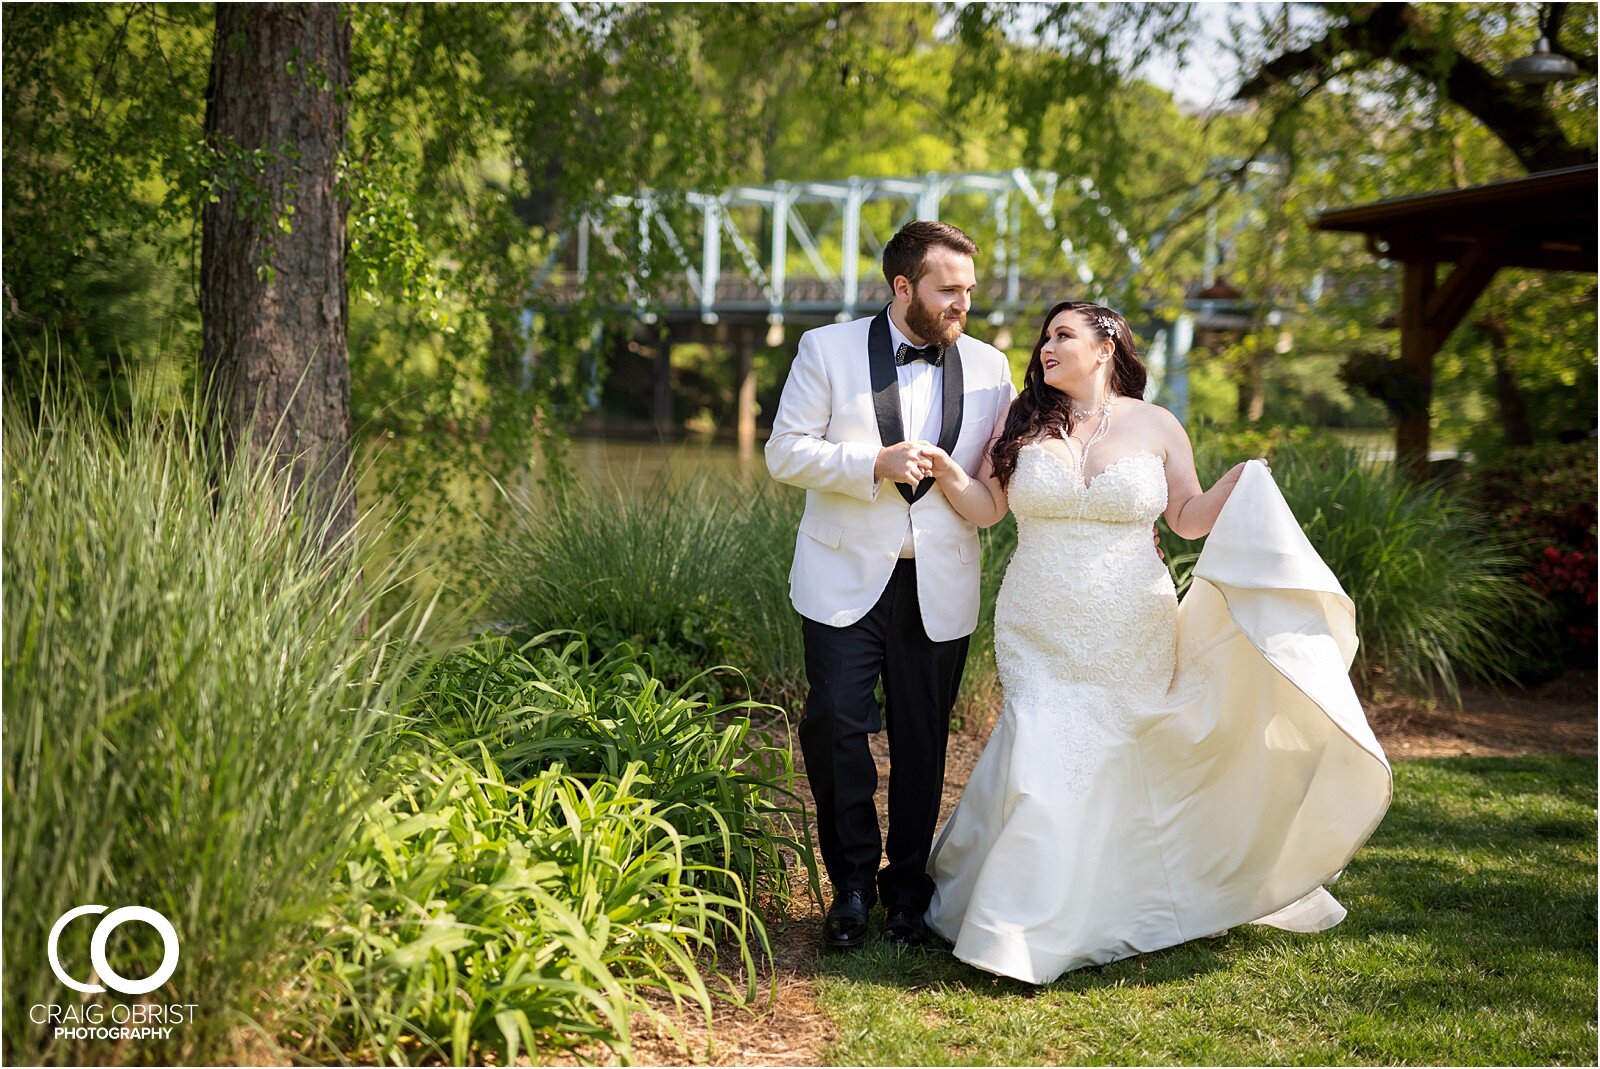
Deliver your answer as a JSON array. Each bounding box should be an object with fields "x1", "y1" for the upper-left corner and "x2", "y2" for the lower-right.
[
  {"x1": 823, "y1": 889, "x2": 873, "y2": 948},
  {"x1": 883, "y1": 904, "x2": 930, "y2": 947}
]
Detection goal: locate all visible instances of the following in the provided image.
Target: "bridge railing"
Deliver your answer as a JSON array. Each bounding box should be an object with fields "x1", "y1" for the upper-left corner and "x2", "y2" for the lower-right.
[{"x1": 527, "y1": 168, "x2": 1146, "y2": 325}]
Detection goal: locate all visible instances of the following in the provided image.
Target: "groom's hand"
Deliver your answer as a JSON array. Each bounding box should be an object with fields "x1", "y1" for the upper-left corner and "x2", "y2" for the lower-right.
[{"x1": 875, "y1": 441, "x2": 933, "y2": 485}]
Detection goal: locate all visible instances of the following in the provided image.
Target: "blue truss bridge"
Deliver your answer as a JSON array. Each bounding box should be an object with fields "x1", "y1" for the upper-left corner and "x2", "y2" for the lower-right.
[{"x1": 521, "y1": 164, "x2": 1285, "y2": 442}]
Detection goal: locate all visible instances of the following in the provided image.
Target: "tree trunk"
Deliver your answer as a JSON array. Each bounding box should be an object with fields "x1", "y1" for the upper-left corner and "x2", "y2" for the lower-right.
[
  {"x1": 201, "y1": 4, "x2": 354, "y2": 551},
  {"x1": 735, "y1": 330, "x2": 757, "y2": 455},
  {"x1": 1478, "y1": 314, "x2": 1534, "y2": 448},
  {"x1": 1237, "y1": 178, "x2": 1294, "y2": 424},
  {"x1": 651, "y1": 326, "x2": 674, "y2": 442},
  {"x1": 1236, "y1": 344, "x2": 1268, "y2": 422},
  {"x1": 1396, "y1": 261, "x2": 1438, "y2": 479}
]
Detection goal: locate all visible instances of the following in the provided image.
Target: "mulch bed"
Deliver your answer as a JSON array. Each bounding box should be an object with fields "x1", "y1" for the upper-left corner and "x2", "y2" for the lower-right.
[{"x1": 1367, "y1": 669, "x2": 1596, "y2": 759}]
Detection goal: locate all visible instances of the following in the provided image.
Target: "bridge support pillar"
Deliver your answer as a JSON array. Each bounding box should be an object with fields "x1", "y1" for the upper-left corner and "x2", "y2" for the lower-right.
[
  {"x1": 735, "y1": 330, "x2": 758, "y2": 457},
  {"x1": 650, "y1": 325, "x2": 674, "y2": 442},
  {"x1": 1163, "y1": 315, "x2": 1194, "y2": 423}
]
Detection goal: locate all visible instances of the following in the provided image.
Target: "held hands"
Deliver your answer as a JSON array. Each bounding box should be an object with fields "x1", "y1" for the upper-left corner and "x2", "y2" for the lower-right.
[
  {"x1": 873, "y1": 440, "x2": 960, "y2": 486},
  {"x1": 919, "y1": 442, "x2": 956, "y2": 479},
  {"x1": 875, "y1": 441, "x2": 935, "y2": 486}
]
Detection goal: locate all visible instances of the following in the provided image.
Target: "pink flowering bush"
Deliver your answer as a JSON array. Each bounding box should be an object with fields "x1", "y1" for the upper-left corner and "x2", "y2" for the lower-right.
[{"x1": 1472, "y1": 441, "x2": 1597, "y2": 675}]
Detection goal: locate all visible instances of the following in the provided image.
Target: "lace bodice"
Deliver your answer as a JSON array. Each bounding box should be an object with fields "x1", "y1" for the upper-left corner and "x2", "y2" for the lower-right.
[
  {"x1": 1007, "y1": 444, "x2": 1168, "y2": 524},
  {"x1": 993, "y1": 442, "x2": 1179, "y2": 795}
]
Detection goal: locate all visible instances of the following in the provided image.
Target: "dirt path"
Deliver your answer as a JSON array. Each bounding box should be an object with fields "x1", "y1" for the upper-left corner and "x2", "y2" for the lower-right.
[{"x1": 623, "y1": 669, "x2": 1596, "y2": 1066}]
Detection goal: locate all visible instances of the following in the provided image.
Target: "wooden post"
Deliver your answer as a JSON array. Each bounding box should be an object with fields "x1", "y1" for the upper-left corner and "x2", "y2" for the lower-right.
[
  {"x1": 735, "y1": 330, "x2": 757, "y2": 457},
  {"x1": 1396, "y1": 260, "x2": 1437, "y2": 479}
]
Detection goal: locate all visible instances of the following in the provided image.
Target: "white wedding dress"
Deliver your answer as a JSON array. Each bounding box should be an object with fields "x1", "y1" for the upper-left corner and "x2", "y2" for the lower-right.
[{"x1": 925, "y1": 446, "x2": 1393, "y2": 984}]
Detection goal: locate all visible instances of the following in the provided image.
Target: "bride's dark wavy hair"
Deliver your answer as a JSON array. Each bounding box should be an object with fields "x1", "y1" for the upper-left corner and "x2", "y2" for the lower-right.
[{"x1": 990, "y1": 300, "x2": 1148, "y2": 489}]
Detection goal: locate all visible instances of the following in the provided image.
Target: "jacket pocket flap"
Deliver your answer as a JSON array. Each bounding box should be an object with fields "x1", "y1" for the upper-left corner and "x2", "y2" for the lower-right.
[
  {"x1": 799, "y1": 515, "x2": 844, "y2": 549},
  {"x1": 957, "y1": 534, "x2": 980, "y2": 564}
]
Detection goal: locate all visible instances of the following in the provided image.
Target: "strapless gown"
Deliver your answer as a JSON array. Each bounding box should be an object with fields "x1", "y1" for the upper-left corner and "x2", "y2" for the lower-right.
[{"x1": 925, "y1": 445, "x2": 1392, "y2": 984}]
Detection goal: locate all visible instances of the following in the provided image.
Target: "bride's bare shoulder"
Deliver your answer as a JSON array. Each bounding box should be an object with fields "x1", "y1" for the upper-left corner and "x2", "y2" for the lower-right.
[
  {"x1": 1115, "y1": 397, "x2": 1183, "y2": 429},
  {"x1": 1113, "y1": 398, "x2": 1189, "y2": 457}
]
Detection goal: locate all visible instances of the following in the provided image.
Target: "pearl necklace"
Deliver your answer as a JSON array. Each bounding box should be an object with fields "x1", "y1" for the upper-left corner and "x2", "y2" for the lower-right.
[{"x1": 1067, "y1": 397, "x2": 1113, "y2": 483}]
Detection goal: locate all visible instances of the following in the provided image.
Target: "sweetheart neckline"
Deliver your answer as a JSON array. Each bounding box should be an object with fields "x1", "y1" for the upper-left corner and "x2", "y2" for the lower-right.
[{"x1": 1023, "y1": 443, "x2": 1163, "y2": 490}]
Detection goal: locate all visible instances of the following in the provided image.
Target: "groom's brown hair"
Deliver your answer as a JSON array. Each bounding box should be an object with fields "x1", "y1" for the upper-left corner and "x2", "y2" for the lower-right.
[{"x1": 882, "y1": 221, "x2": 979, "y2": 289}]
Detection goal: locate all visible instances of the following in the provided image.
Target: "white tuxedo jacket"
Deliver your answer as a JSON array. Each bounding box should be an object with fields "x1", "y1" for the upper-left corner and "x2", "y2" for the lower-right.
[{"x1": 765, "y1": 308, "x2": 1017, "y2": 641}]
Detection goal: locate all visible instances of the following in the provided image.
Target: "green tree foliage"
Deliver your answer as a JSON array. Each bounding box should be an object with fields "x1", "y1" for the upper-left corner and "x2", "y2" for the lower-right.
[
  {"x1": 4, "y1": 3, "x2": 1593, "y2": 473},
  {"x1": 3, "y1": 5, "x2": 213, "y2": 405},
  {"x1": 2, "y1": 5, "x2": 728, "y2": 469}
]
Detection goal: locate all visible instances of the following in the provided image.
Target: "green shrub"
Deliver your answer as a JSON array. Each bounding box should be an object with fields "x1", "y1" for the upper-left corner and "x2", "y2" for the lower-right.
[
  {"x1": 408, "y1": 633, "x2": 815, "y2": 915},
  {"x1": 1469, "y1": 440, "x2": 1597, "y2": 678},
  {"x1": 2, "y1": 389, "x2": 437, "y2": 1065},
  {"x1": 288, "y1": 749, "x2": 766, "y2": 1066}
]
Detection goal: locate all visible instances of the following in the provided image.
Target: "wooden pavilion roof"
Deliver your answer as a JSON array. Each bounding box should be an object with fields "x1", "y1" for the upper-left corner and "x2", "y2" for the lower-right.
[
  {"x1": 1314, "y1": 165, "x2": 1596, "y2": 477},
  {"x1": 1315, "y1": 164, "x2": 1596, "y2": 273}
]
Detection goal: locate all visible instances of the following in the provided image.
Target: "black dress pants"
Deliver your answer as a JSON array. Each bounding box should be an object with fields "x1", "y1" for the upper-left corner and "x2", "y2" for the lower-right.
[{"x1": 799, "y1": 558, "x2": 970, "y2": 912}]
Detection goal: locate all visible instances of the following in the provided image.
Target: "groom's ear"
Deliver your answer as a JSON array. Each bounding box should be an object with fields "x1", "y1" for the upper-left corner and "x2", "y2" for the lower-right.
[{"x1": 892, "y1": 274, "x2": 914, "y2": 303}]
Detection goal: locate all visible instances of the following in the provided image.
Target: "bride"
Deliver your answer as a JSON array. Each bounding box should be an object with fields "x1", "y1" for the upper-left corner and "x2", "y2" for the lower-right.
[{"x1": 917, "y1": 300, "x2": 1392, "y2": 984}]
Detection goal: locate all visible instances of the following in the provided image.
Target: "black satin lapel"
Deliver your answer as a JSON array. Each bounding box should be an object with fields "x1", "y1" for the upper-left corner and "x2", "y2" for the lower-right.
[
  {"x1": 910, "y1": 338, "x2": 965, "y2": 504},
  {"x1": 867, "y1": 307, "x2": 914, "y2": 504},
  {"x1": 936, "y1": 340, "x2": 964, "y2": 455}
]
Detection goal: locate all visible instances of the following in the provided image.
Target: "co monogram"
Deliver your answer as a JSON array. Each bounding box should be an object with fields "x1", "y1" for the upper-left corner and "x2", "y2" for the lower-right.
[{"x1": 47, "y1": 906, "x2": 179, "y2": 996}]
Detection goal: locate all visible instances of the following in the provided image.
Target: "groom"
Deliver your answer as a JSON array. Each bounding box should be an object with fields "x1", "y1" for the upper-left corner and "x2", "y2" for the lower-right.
[{"x1": 766, "y1": 221, "x2": 1016, "y2": 949}]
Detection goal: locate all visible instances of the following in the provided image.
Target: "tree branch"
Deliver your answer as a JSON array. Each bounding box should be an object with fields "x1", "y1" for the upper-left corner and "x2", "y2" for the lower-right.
[
  {"x1": 1548, "y1": 3, "x2": 1598, "y2": 76},
  {"x1": 1234, "y1": 3, "x2": 1595, "y2": 173},
  {"x1": 1233, "y1": 3, "x2": 1387, "y2": 98}
]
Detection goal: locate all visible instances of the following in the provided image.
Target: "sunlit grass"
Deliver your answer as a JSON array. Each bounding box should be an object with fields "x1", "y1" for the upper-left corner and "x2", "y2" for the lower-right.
[{"x1": 812, "y1": 756, "x2": 1597, "y2": 1066}]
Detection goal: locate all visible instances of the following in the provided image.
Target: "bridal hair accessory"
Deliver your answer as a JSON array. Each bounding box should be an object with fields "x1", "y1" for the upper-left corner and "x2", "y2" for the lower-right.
[{"x1": 1091, "y1": 313, "x2": 1117, "y2": 336}]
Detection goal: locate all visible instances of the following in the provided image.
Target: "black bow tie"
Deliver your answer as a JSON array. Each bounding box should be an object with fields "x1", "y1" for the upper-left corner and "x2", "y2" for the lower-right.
[{"x1": 895, "y1": 342, "x2": 944, "y2": 367}]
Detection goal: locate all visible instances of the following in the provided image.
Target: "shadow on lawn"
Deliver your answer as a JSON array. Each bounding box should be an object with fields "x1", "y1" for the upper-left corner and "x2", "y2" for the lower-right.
[
  {"x1": 803, "y1": 755, "x2": 1595, "y2": 996},
  {"x1": 807, "y1": 912, "x2": 1236, "y2": 996}
]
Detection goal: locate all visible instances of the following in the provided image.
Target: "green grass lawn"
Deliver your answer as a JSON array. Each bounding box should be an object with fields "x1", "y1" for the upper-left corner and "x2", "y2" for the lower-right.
[{"x1": 810, "y1": 756, "x2": 1597, "y2": 1066}]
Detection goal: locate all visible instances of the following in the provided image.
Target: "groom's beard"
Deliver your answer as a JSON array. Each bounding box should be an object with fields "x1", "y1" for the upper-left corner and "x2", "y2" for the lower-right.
[{"x1": 905, "y1": 291, "x2": 965, "y2": 350}]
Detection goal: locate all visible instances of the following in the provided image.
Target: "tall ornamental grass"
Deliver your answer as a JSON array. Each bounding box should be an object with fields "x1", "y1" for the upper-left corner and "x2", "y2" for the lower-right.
[
  {"x1": 482, "y1": 436, "x2": 1530, "y2": 716},
  {"x1": 2, "y1": 390, "x2": 438, "y2": 1065},
  {"x1": 1161, "y1": 440, "x2": 1535, "y2": 699},
  {"x1": 481, "y1": 475, "x2": 806, "y2": 708}
]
